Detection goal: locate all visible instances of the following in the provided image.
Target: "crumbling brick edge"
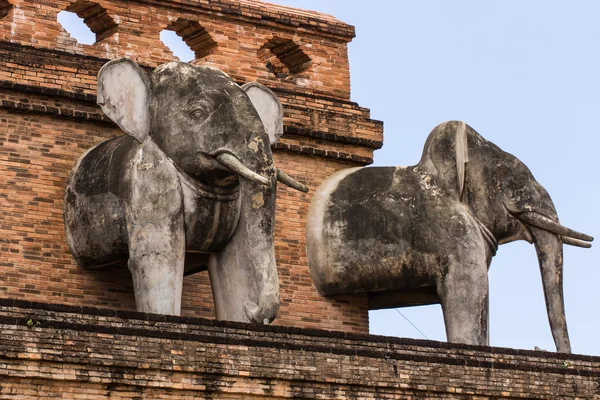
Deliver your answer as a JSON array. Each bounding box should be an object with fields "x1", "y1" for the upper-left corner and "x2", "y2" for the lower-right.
[{"x1": 1, "y1": 297, "x2": 598, "y2": 377}]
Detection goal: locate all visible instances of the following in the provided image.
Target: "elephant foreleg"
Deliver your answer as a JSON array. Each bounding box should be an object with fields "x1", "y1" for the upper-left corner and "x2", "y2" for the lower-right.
[
  {"x1": 437, "y1": 256, "x2": 490, "y2": 346},
  {"x1": 127, "y1": 216, "x2": 185, "y2": 315},
  {"x1": 125, "y1": 143, "x2": 186, "y2": 315}
]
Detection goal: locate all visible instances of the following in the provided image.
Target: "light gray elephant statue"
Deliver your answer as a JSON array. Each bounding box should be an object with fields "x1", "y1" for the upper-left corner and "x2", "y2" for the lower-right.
[
  {"x1": 306, "y1": 120, "x2": 592, "y2": 352},
  {"x1": 64, "y1": 59, "x2": 307, "y2": 324}
]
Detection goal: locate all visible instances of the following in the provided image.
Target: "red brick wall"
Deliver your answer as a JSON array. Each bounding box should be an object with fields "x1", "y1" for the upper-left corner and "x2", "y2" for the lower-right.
[{"x1": 0, "y1": 0, "x2": 383, "y2": 333}]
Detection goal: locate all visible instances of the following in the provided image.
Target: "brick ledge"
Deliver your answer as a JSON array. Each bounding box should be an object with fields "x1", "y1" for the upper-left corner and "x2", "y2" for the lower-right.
[{"x1": 1, "y1": 297, "x2": 598, "y2": 371}]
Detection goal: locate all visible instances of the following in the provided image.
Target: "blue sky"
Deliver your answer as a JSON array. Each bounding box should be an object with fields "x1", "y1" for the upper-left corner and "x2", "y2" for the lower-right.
[
  {"x1": 60, "y1": 1, "x2": 600, "y2": 355},
  {"x1": 269, "y1": 0, "x2": 599, "y2": 355}
]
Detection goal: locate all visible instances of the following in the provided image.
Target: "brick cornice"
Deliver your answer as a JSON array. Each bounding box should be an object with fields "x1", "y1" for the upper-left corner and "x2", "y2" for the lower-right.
[
  {"x1": 132, "y1": 0, "x2": 356, "y2": 40},
  {"x1": 0, "y1": 94, "x2": 374, "y2": 165},
  {"x1": 273, "y1": 141, "x2": 372, "y2": 165},
  {"x1": 284, "y1": 126, "x2": 382, "y2": 150}
]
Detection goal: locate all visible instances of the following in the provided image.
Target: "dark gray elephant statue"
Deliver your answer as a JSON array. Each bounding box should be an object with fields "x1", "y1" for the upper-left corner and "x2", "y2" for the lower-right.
[
  {"x1": 64, "y1": 59, "x2": 307, "y2": 324},
  {"x1": 306, "y1": 120, "x2": 592, "y2": 352}
]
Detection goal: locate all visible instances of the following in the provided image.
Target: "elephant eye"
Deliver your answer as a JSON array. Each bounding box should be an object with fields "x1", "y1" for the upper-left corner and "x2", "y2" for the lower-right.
[
  {"x1": 188, "y1": 102, "x2": 210, "y2": 119},
  {"x1": 494, "y1": 165, "x2": 512, "y2": 186}
]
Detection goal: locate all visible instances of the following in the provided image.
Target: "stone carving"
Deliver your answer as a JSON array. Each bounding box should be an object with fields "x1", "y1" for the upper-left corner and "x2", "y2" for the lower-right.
[
  {"x1": 306, "y1": 120, "x2": 592, "y2": 352},
  {"x1": 64, "y1": 59, "x2": 308, "y2": 323}
]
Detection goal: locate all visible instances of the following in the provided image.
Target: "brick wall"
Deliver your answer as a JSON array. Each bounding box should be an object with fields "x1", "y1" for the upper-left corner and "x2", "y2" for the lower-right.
[
  {"x1": 0, "y1": 0, "x2": 383, "y2": 332},
  {"x1": 0, "y1": 0, "x2": 355, "y2": 98},
  {"x1": 1, "y1": 300, "x2": 600, "y2": 399}
]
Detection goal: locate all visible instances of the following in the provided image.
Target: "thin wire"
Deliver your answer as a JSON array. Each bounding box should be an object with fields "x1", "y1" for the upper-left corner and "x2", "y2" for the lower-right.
[{"x1": 394, "y1": 308, "x2": 429, "y2": 340}]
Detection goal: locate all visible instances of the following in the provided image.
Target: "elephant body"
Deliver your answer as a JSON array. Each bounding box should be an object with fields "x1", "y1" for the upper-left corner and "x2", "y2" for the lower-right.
[
  {"x1": 307, "y1": 121, "x2": 593, "y2": 352},
  {"x1": 65, "y1": 59, "x2": 307, "y2": 323},
  {"x1": 65, "y1": 135, "x2": 239, "y2": 271},
  {"x1": 309, "y1": 166, "x2": 489, "y2": 296}
]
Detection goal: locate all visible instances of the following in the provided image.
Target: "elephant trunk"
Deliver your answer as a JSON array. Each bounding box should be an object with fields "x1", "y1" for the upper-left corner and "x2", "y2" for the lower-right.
[
  {"x1": 530, "y1": 226, "x2": 571, "y2": 353},
  {"x1": 237, "y1": 170, "x2": 280, "y2": 324},
  {"x1": 208, "y1": 155, "x2": 280, "y2": 324}
]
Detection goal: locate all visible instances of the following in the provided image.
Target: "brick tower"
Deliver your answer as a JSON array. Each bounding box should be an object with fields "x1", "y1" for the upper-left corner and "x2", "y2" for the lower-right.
[{"x1": 0, "y1": 0, "x2": 383, "y2": 333}]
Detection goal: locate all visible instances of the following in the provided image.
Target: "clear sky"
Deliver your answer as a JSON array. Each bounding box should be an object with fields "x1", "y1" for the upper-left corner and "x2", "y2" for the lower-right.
[{"x1": 60, "y1": 1, "x2": 600, "y2": 356}]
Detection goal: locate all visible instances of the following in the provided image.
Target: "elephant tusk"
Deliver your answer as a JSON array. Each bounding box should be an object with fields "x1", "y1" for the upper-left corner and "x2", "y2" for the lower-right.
[
  {"x1": 562, "y1": 237, "x2": 592, "y2": 249},
  {"x1": 277, "y1": 169, "x2": 309, "y2": 193},
  {"x1": 518, "y1": 212, "x2": 594, "y2": 243},
  {"x1": 216, "y1": 153, "x2": 271, "y2": 186}
]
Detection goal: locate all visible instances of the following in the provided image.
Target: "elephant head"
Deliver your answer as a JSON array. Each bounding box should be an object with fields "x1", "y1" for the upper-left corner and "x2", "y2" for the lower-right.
[
  {"x1": 418, "y1": 121, "x2": 593, "y2": 352},
  {"x1": 66, "y1": 59, "x2": 307, "y2": 323},
  {"x1": 97, "y1": 59, "x2": 307, "y2": 192}
]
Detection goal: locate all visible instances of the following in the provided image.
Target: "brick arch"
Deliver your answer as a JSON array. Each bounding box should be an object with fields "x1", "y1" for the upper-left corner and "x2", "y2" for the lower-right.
[
  {"x1": 162, "y1": 18, "x2": 217, "y2": 61},
  {"x1": 258, "y1": 37, "x2": 311, "y2": 78},
  {"x1": 0, "y1": 0, "x2": 12, "y2": 19},
  {"x1": 62, "y1": 0, "x2": 118, "y2": 43}
]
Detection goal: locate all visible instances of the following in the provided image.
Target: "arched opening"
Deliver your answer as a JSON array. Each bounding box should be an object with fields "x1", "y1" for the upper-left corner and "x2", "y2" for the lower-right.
[
  {"x1": 58, "y1": 1, "x2": 117, "y2": 44},
  {"x1": 161, "y1": 19, "x2": 217, "y2": 62},
  {"x1": 0, "y1": 0, "x2": 13, "y2": 20},
  {"x1": 258, "y1": 37, "x2": 311, "y2": 78}
]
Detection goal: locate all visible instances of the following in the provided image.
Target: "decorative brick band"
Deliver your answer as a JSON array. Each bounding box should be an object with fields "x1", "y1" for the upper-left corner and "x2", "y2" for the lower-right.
[
  {"x1": 273, "y1": 142, "x2": 373, "y2": 165},
  {"x1": 0, "y1": 95, "x2": 374, "y2": 164},
  {"x1": 284, "y1": 126, "x2": 383, "y2": 150},
  {"x1": 0, "y1": 80, "x2": 96, "y2": 103},
  {"x1": 271, "y1": 86, "x2": 363, "y2": 108},
  {"x1": 0, "y1": 98, "x2": 108, "y2": 123},
  {"x1": 0, "y1": 40, "x2": 108, "y2": 73}
]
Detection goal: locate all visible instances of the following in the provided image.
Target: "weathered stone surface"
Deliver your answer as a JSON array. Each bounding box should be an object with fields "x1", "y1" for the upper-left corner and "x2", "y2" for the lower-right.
[
  {"x1": 307, "y1": 120, "x2": 593, "y2": 353},
  {"x1": 64, "y1": 59, "x2": 306, "y2": 324}
]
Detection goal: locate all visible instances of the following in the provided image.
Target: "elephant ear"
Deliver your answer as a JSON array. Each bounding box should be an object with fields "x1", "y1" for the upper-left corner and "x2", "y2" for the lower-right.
[
  {"x1": 97, "y1": 58, "x2": 151, "y2": 143},
  {"x1": 455, "y1": 120, "x2": 469, "y2": 202},
  {"x1": 241, "y1": 82, "x2": 283, "y2": 145}
]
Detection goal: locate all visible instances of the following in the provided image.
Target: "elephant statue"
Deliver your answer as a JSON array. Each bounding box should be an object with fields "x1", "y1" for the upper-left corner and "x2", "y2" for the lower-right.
[
  {"x1": 64, "y1": 59, "x2": 307, "y2": 324},
  {"x1": 306, "y1": 120, "x2": 592, "y2": 352}
]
